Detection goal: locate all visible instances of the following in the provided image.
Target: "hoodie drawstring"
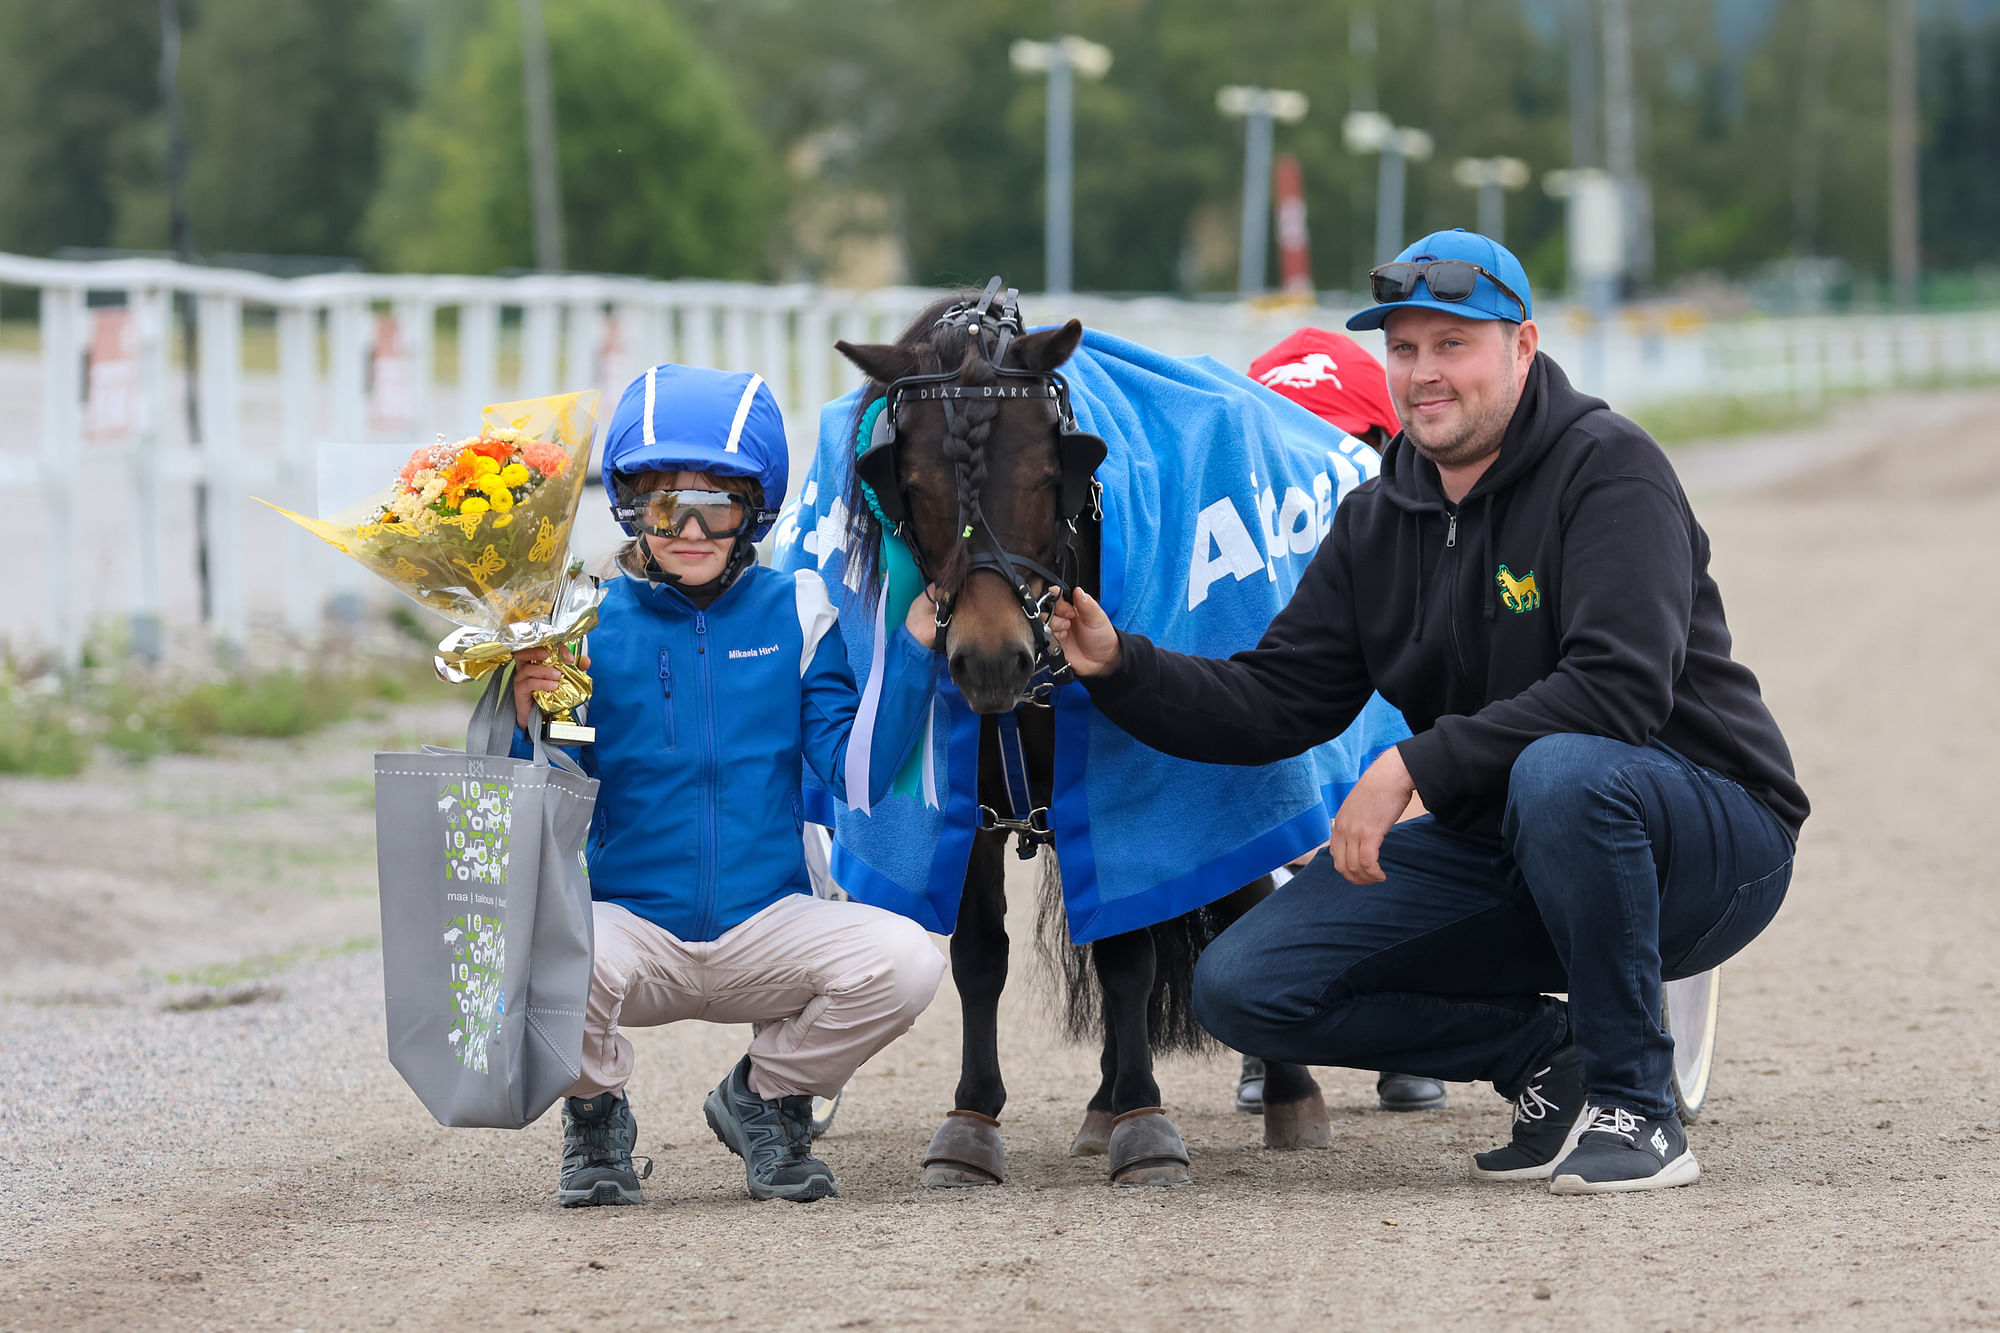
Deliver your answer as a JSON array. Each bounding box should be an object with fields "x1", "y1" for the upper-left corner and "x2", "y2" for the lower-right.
[
  {"x1": 1410, "y1": 507, "x2": 1428, "y2": 643},
  {"x1": 1480, "y1": 495, "x2": 1497, "y2": 621}
]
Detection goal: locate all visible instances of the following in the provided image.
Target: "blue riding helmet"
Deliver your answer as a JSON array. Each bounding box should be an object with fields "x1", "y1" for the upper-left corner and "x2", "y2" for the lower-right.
[{"x1": 601, "y1": 364, "x2": 790, "y2": 538}]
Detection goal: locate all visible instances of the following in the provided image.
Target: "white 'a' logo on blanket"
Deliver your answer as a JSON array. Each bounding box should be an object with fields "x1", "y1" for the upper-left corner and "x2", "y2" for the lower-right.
[{"x1": 1187, "y1": 441, "x2": 1378, "y2": 610}]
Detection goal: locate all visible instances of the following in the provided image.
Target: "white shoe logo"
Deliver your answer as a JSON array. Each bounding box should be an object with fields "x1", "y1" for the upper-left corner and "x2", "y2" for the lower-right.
[{"x1": 1651, "y1": 1127, "x2": 1670, "y2": 1155}]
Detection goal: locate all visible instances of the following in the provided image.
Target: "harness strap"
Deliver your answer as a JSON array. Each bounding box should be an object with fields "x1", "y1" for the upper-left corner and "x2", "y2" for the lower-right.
[
  {"x1": 997, "y1": 712, "x2": 1033, "y2": 822},
  {"x1": 981, "y1": 710, "x2": 1052, "y2": 860}
]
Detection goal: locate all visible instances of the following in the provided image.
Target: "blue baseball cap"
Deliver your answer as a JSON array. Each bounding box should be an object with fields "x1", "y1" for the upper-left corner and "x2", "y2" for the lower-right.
[{"x1": 1345, "y1": 228, "x2": 1533, "y2": 331}]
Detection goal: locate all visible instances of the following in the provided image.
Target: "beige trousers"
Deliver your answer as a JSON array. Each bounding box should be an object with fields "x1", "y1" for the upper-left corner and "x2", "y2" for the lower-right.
[{"x1": 568, "y1": 892, "x2": 946, "y2": 1101}]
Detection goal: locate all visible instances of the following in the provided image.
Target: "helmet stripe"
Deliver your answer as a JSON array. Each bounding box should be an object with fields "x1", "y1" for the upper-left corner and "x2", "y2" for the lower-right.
[
  {"x1": 722, "y1": 374, "x2": 764, "y2": 454},
  {"x1": 642, "y1": 366, "x2": 658, "y2": 448}
]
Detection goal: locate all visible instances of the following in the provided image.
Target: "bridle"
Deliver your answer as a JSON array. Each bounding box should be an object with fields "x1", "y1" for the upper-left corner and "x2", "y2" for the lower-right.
[{"x1": 855, "y1": 277, "x2": 1105, "y2": 699}]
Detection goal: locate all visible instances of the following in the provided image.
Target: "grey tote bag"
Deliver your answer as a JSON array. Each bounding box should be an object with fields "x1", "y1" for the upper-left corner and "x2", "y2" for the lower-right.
[{"x1": 373, "y1": 670, "x2": 599, "y2": 1128}]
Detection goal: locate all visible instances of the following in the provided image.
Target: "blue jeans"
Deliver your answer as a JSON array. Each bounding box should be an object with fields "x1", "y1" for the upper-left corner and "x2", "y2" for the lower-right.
[{"x1": 1193, "y1": 734, "x2": 1795, "y2": 1118}]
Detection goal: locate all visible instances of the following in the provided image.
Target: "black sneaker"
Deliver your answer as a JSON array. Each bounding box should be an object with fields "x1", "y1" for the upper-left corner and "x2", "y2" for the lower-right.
[
  {"x1": 1377, "y1": 1072, "x2": 1448, "y2": 1112},
  {"x1": 703, "y1": 1056, "x2": 839, "y2": 1202},
  {"x1": 1471, "y1": 1044, "x2": 1587, "y2": 1181},
  {"x1": 1550, "y1": 1105, "x2": 1701, "y2": 1194},
  {"x1": 557, "y1": 1092, "x2": 652, "y2": 1207}
]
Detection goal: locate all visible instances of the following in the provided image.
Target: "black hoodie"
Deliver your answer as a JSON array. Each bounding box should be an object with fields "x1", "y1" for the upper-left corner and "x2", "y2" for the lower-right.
[{"x1": 1084, "y1": 353, "x2": 1808, "y2": 842}]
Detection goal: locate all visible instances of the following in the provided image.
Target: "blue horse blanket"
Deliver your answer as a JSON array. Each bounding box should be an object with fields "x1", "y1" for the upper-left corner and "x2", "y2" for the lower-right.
[{"x1": 770, "y1": 328, "x2": 1410, "y2": 943}]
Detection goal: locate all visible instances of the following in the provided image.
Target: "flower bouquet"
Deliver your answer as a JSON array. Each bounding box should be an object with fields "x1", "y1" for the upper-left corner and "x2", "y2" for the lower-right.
[{"x1": 262, "y1": 390, "x2": 604, "y2": 739}]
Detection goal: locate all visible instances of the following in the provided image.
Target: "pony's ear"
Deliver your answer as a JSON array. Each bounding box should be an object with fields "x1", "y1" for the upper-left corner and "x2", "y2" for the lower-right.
[
  {"x1": 1009, "y1": 319, "x2": 1084, "y2": 373},
  {"x1": 836, "y1": 340, "x2": 924, "y2": 387}
]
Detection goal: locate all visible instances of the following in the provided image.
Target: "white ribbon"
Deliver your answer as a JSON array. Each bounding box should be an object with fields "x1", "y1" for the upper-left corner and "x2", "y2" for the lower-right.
[{"x1": 844, "y1": 577, "x2": 893, "y2": 815}]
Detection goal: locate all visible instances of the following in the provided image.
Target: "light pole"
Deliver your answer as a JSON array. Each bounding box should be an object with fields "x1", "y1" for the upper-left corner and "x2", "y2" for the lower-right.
[
  {"x1": 520, "y1": 0, "x2": 565, "y2": 272},
  {"x1": 1545, "y1": 166, "x2": 1623, "y2": 390},
  {"x1": 1343, "y1": 111, "x2": 1433, "y2": 264},
  {"x1": 1011, "y1": 36, "x2": 1112, "y2": 295},
  {"x1": 1451, "y1": 156, "x2": 1531, "y2": 245},
  {"x1": 1217, "y1": 85, "x2": 1309, "y2": 298}
]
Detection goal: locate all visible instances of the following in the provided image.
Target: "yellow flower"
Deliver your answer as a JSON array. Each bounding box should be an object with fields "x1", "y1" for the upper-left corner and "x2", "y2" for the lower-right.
[
  {"x1": 489, "y1": 488, "x2": 515, "y2": 513},
  {"x1": 498, "y1": 462, "x2": 529, "y2": 487},
  {"x1": 460, "y1": 497, "x2": 491, "y2": 516},
  {"x1": 472, "y1": 455, "x2": 501, "y2": 477},
  {"x1": 493, "y1": 514, "x2": 513, "y2": 528}
]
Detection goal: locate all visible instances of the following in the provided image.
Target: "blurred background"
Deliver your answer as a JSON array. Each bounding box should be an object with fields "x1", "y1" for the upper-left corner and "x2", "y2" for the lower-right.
[
  {"x1": 5, "y1": 0, "x2": 1993, "y2": 304},
  {"x1": 3, "y1": 0, "x2": 1999, "y2": 765}
]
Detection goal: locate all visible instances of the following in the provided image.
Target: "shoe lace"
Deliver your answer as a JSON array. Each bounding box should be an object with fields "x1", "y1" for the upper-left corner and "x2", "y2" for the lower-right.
[
  {"x1": 1513, "y1": 1069, "x2": 1560, "y2": 1125},
  {"x1": 1579, "y1": 1106, "x2": 1643, "y2": 1142},
  {"x1": 776, "y1": 1097, "x2": 817, "y2": 1161},
  {"x1": 568, "y1": 1101, "x2": 641, "y2": 1173}
]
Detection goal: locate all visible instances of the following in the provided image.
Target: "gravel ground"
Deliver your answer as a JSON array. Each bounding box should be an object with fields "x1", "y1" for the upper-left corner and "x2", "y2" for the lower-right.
[{"x1": 4, "y1": 393, "x2": 1999, "y2": 1332}]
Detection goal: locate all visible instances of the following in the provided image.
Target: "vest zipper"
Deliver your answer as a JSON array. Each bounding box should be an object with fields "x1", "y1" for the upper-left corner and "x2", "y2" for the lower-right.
[
  {"x1": 695, "y1": 610, "x2": 718, "y2": 939},
  {"x1": 1443, "y1": 504, "x2": 1473, "y2": 688}
]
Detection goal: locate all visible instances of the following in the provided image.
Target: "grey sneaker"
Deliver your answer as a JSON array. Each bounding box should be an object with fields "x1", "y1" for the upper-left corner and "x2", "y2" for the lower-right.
[
  {"x1": 1234, "y1": 1055, "x2": 1265, "y2": 1114},
  {"x1": 1377, "y1": 1072, "x2": 1449, "y2": 1111},
  {"x1": 558, "y1": 1092, "x2": 652, "y2": 1207},
  {"x1": 703, "y1": 1056, "x2": 838, "y2": 1202},
  {"x1": 1550, "y1": 1106, "x2": 1701, "y2": 1195},
  {"x1": 1471, "y1": 1044, "x2": 1587, "y2": 1181}
]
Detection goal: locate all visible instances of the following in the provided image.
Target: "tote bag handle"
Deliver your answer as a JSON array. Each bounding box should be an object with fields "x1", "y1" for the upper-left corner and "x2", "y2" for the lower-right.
[{"x1": 462, "y1": 667, "x2": 587, "y2": 779}]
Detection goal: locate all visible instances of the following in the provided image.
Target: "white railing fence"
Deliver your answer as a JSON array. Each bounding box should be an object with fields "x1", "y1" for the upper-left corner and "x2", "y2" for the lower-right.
[{"x1": 3, "y1": 249, "x2": 1999, "y2": 666}]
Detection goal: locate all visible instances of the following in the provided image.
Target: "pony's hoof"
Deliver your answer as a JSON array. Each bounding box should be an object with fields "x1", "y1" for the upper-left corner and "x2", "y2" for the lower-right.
[
  {"x1": 920, "y1": 1110, "x2": 1006, "y2": 1188},
  {"x1": 1263, "y1": 1090, "x2": 1333, "y2": 1150},
  {"x1": 1108, "y1": 1108, "x2": 1192, "y2": 1187},
  {"x1": 1069, "y1": 1109, "x2": 1113, "y2": 1157}
]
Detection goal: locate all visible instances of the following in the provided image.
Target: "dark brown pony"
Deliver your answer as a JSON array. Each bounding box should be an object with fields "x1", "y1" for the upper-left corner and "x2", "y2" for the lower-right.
[{"x1": 835, "y1": 290, "x2": 1331, "y2": 1187}]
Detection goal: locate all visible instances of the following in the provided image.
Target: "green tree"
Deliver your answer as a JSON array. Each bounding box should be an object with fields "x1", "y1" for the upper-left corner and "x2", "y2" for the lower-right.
[
  {"x1": 364, "y1": 0, "x2": 781, "y2": 278},
  {"x1": 174, "y1": 0, "x2": 407, "y2": 257},
  {"x1": 0, "y1": 0, "x2": 159, "y2": 256}
]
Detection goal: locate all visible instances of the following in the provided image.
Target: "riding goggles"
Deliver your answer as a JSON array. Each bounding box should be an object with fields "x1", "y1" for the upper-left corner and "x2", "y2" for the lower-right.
[
  {"x1": 1369, "y1": 259, "x2": 1529, "y2": 322},
  {"x1": 612, "y1": 488, "x2": 764, "y2": 540}
]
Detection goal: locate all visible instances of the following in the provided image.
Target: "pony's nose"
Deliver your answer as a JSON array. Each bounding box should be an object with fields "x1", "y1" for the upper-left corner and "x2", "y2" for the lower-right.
[{"x1": 949, "y1": 644, "x2": 1034, "y2": 685}]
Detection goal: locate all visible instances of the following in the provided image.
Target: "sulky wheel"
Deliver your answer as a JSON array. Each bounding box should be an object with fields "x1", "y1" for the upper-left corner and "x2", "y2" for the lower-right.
[
  {"x1": 1660, "y1": 967, "x2": 1721, "y2": 1123},
  {"x1": 809, "y1": 1090, "x2": 842, "y2": 1140}
]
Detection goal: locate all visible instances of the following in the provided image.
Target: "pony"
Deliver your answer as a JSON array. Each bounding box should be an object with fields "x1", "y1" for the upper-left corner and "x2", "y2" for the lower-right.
[{"x1": 831, "y1": 283, "x2": 1332, "y2": 1187}]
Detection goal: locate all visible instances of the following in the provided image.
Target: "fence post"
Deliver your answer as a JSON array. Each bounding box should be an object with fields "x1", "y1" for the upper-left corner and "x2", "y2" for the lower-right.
[
  {"x1": 196, "y1": 293, "x2": 246, "y2": 650},
  {"x1": 395, "y1": 299, "x2": 437, "y2": 429},
  {"x1": 521, "y1": 298, "x2": 560, "y2": 398},
  {"x1": 721, "y1": 302, "x2": 752, "y2": 376},
  {"x1": 793, "y1": 302, "x2": 831, "y2": 482},
  {"x1": 679, "y1": 302, "x2": 715, "y2": 370},
  {"x1": 38, "y1": 284, "x2": 84, "y2": 668},
  {"x1": 276, "y1": 303, "x2": 319, "y2": 639},
  {"x1": 563, "y1": 299, "x2": 602, "y2": 404},
  {"x1": 326, "y1": 299, "x2": 371, "y2": 621},
  {"x1": 129, "y1": 287, "x2": 170, "y2": 661},
  {"x1": 613, "y1": 300, "x2": 669, "y2": 389},
  {"x1": 758, "y1": 297, "x2": 793, "y2": 413},
  {"x1": 457, "y1": 300, "x2": 499, "y2": 426}
]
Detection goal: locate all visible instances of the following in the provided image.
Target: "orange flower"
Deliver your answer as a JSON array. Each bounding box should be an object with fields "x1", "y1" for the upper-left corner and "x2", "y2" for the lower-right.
[
  {"x1": 443, "y1": 451, "x2": 484, "y2": 501},
  {"x1": 470, "y1": 435, "x2": 514, "y2": 464}
]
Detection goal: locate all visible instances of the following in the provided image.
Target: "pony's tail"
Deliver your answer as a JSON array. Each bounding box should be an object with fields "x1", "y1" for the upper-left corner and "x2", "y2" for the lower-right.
[{"x1": 1033, "y1": 846, "x2": 1222, "y2": 1055}]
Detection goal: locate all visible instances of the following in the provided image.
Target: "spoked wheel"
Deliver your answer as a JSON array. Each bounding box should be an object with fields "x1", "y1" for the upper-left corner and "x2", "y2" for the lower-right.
[
  {"x1": 809, "y1": 1090, "x2": 843, "y2": 1140},
  {"x1": 1660, "y1": 967, "x2": 1721, "y2": 1122}
]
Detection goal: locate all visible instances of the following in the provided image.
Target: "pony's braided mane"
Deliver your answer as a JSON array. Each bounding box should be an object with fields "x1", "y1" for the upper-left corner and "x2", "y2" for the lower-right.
[{"x1": 846, "y1": 290, "x2": 1014, "y2": 596}]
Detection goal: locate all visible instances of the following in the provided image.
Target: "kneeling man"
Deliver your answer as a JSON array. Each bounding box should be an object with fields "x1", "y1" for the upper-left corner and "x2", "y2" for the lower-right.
[{"x1": 1051, "y1": 228, "x2": 1806, "y2": 1194}]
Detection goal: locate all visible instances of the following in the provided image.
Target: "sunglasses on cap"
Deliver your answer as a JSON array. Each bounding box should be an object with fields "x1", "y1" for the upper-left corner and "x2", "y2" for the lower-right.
[
  {"x1": 1369, "y1": 259, "x2": 1529, "y2": 322},
  {"x1": 612, "y1": 488, "x2": 764, "y2": 540}
]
